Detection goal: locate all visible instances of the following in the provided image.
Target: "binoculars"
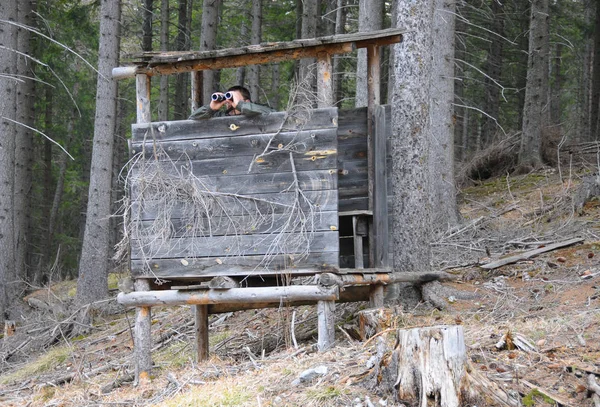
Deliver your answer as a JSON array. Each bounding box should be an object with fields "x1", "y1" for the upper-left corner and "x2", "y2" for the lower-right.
[{"x1": 211, "y1": 92, "x2": 233, "y2": 102}]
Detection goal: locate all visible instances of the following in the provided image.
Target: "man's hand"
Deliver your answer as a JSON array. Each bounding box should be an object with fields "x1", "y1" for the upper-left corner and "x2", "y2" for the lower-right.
[
  {"x1": 209, "y1": 93, "x2": 229, "y2": 111},
  {"x1": 228, "y1": 90, "x2": 244, "y2": 109}
]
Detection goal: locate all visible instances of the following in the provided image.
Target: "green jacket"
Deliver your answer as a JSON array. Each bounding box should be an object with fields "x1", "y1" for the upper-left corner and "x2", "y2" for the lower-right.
[{"x1": 188, "y1": 101, "x2": 275, "y2": 120}]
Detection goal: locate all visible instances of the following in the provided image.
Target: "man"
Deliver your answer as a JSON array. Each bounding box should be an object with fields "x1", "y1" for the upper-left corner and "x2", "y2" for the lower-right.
[{"x1": 188, "y1": 85, "x2": 274, "y2": 120}]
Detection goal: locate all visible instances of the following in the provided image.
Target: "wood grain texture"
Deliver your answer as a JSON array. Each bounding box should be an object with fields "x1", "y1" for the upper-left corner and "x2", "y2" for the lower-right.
[
  {"x1": 130, "y1": 251, "x2": 340, "y2": 277},
  {"x1": 131, "y1": 109, "x2": 338, "y2": 142}
]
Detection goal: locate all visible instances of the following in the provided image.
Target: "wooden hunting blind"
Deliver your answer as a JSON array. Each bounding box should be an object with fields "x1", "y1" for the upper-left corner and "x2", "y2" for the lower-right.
[{"x1": 113, "y1": 28, "x2": 407, "y2": 383}]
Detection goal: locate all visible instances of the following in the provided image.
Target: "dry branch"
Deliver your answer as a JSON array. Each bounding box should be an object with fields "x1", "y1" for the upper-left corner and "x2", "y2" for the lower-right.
[{"x1": 480, "y1": 237, "x2": 584, "y2": 269}]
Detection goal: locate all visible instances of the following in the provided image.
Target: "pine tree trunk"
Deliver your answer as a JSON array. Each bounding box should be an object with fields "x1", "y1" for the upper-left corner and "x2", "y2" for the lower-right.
[
  {"x1": 158, "y1": 0, "x2": 169, "y2": 121},
  {"x1": 248, "y1": 0, "x2": 262, "y2": 102},
  {"x1": 270, "y1": 63, "x2": 280, "y2": 110},
  {"x1": 550, "y1": 42, "x2": 562, "y2": 126},
  {"x1": 481, "y1": 0, "x2": 504, "y2": 147},
  {"x1": 299, "y1": 0, "x2": 318, "y2": 102},
  {"x1": 200, "y1": 0, "x2": 221, "y2": 104},
  {"x1": 429, "y1": 0, "x2": 458, "y2": 229},
  {"x1": 390, "y1": 0, "x2": 433, "y2": 276},
  {"x1": 518, "y1": 0, "x2": 549, "y2": 170},
  {"x1": 355, "y1": 0, "x2": 383, "y2": 107},
  {"x1": 590, "y1": 0, "x2": 600, "y2": 140},
  {"x1": 174, "y1": 0, "x2": 190, "y2": 120},
  {"x1": 15, "y1": 0, "x2": 35, "y2": 283},
  {"x1": 454, "y1": 0, "x2": 466, "y2": 162},
  {"x1": 333, "y1": 0, "x2": 346, "y2": 105},
  {"x1": 76, "y1": 0, "x2": 121, "y2": 305},
  {"x1": 0, "y1": 0, "x2": 18, "y2": 321},
  {"x1": 236, "y1": 17, "x2": 248, "y2": 87},
  {"x1": 581, "y1": 0, "x2": 594, "y2": 142},
  {"x1": 142, "y1": 0, "x2": 153, "y2": 52}
]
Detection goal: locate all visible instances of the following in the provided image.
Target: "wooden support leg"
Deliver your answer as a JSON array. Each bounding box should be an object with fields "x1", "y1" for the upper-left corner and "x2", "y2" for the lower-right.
[
  {"x1": 317, "y1": 300, "x2": 335, "y2": 351},
  {"x1": 369, "y1": 284, "x2": 384, "y2": 308},
  {"x1": 134, "y1": 279, "x2": 152, "y2": 385},
  {"x1": 352, "y1": 215, "x2": 365, "y2": 269},
  {"x1": 194, "y1": 304, "x2": 209, "y2": 362}
]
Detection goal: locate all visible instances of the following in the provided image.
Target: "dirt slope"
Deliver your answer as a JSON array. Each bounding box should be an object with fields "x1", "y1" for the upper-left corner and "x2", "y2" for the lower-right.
[{"x1": 0, "y1": 170, "x2": 599, "y2": 407}]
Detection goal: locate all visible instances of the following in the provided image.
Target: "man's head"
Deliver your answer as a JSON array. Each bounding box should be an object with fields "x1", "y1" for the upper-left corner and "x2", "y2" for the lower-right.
[{"x1": 227, "y1": 85, "x2": 251, "y2": 102}]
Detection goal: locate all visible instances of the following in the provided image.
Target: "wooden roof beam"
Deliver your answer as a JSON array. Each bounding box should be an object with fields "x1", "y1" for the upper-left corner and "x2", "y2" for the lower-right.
[{"x1": 112, "y1": 28, "x2": 404, "y2": 80}]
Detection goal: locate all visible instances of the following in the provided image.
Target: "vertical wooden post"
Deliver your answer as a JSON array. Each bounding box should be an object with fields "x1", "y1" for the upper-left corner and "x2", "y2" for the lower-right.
[
  {"x1": 366, "y1": 44, "x2": 381, "y2": 212},
  {"x1": 191, "y1": 71, "x2": 203, "y2": 112},
  {"x1": 370, "y1": 105, "x2": 389, "y2": 307},
  {"x1": 373, "y1": 105, "x2": 389, "y2": 269},
  {"x1": 317, "y1": 51, "x2": 333, "y2": 107},
  {"x1": 194, "y1": 304, "x2": 209, "y2": 361},
  {"x1": 366, "y1": 45, "x2": 384, "y2": 306},
  {"x1": 352, "y1": 215, "x2": 364, "y2": 269},
  {"x1": 134, "y1": 75, "x2": 152, "y2": 385},
  {"x1": 317, "y1": 300, "x2": 335, "y2": 351},
  {"x1": 136, "y1": 74, "x2": 151, "y2": 124},
  {"x1": 134, "y1": 279, "x2": 152, "y2": 384}
]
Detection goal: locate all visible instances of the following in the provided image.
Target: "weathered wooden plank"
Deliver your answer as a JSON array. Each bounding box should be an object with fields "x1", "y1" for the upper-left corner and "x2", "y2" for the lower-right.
[
  {"x1": 131, "y1": 108, "x2": 338, "y2": 142},
  {"x1": 372, "y1": 105, "x2": 389, "y2": 269},
  {"x1": 130, "y1": 170, "x2": 338, "y2": 199},
  {"x1": 132, "y1": 189, "x2": 339, "y2": 220},
  {"x1": 130, "y1": 128, "x2": 337, "y2": 162},
  {"x1": 130, "y1": 251, "x2": 340, "y2": 277},
  {"x1": 132, "y1": 210, "x2": 339, "y2": 239},
  {"x1": 131, "y1": 230, "x2": 339, "y2": 259}
]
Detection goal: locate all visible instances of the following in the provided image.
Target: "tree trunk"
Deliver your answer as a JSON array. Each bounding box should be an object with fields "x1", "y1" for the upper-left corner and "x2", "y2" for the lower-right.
[
  {"x1": 235, "y1": 17, "x2": 248, "y2": 87},
  {"x1": 591, "y1": 0, "x2": 600, "y2": 140},
  {"x1": 518, "y1": 0, "x2": 549, "y2": 170},
  {"x1": 429, "y1": 0, "x2": 458, "y2": 229},
  {"x1": 355, "y1": 0, "x2": 383, "y2": 107},
  {"x1": 158, "y1": 0, "x2": 169, "y2": 121},
  {"x1": 49, "y1": 83, "x2": 80, "y2": 252},
  {"x1": 0, "y1": 0, "x2": 18, "y2": 321},
  {"x1": 15, "y1": 0, "x2": 35, "y2": 283},
  {"x1": 76, "y1": 0, "x2": 121, "y2": 305},
  {"x1": 515, "y1": 1, "x2": 530, "y2": 130},
  {"x1": 271, "y1": 63, "x2": 280, "y2": 110},
  {"x1": 299, "y1": 0, "x2": 318, "y2": 104},
  {"x1": 390, "y1": 0, "x2": 433, "y2": 277},
  {"x1": 454, "y1": 0, "x2": 466, "y2": 162},
  {"x1": 481, "y1": 0, "x2": 504, "y2": 147},
  {"x1": 581, "y1": 0, "x2": 594, "y2": 142},
  {"x1": 248, "y1": 0, "x2": 262, "y2": 102},
  {"x1": 200, "y1": 0, "x2": 221, "y2": 104},
  {"x1": 333, "y1": 0, "x2": 346, "y2": 105},
  {"x1": 142, "y1": 0, "x2": 153, "y2": 52},
  {"x1": 174, "y1": 0, "x2": 190, "y2": 120},
  {"x1": 550, "y1": 42, "x2": 563, "y2": 126}
]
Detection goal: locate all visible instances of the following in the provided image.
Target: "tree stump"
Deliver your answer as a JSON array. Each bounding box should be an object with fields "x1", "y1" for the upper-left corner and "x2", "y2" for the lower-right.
[
  {"x1": 395, "y1": 325, "x2": 467, "y2": 406},
  {"x1": 371, "y1": 325, "x2": 520, "y2": 407}
]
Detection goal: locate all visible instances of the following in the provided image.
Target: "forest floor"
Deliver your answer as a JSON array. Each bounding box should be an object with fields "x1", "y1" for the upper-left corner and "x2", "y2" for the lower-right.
[{"x1": 1, "y1": 168, "x2": 599, "y2": 407}]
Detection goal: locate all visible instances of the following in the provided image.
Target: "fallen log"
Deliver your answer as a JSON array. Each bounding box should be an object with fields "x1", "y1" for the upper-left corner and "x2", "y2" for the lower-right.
[
  {"x1": 480, "y1": 238, "x2": 584, "y2": 270},
  {"x1": 318, "y1": 271, "x2": 457, "y2": 287}
]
